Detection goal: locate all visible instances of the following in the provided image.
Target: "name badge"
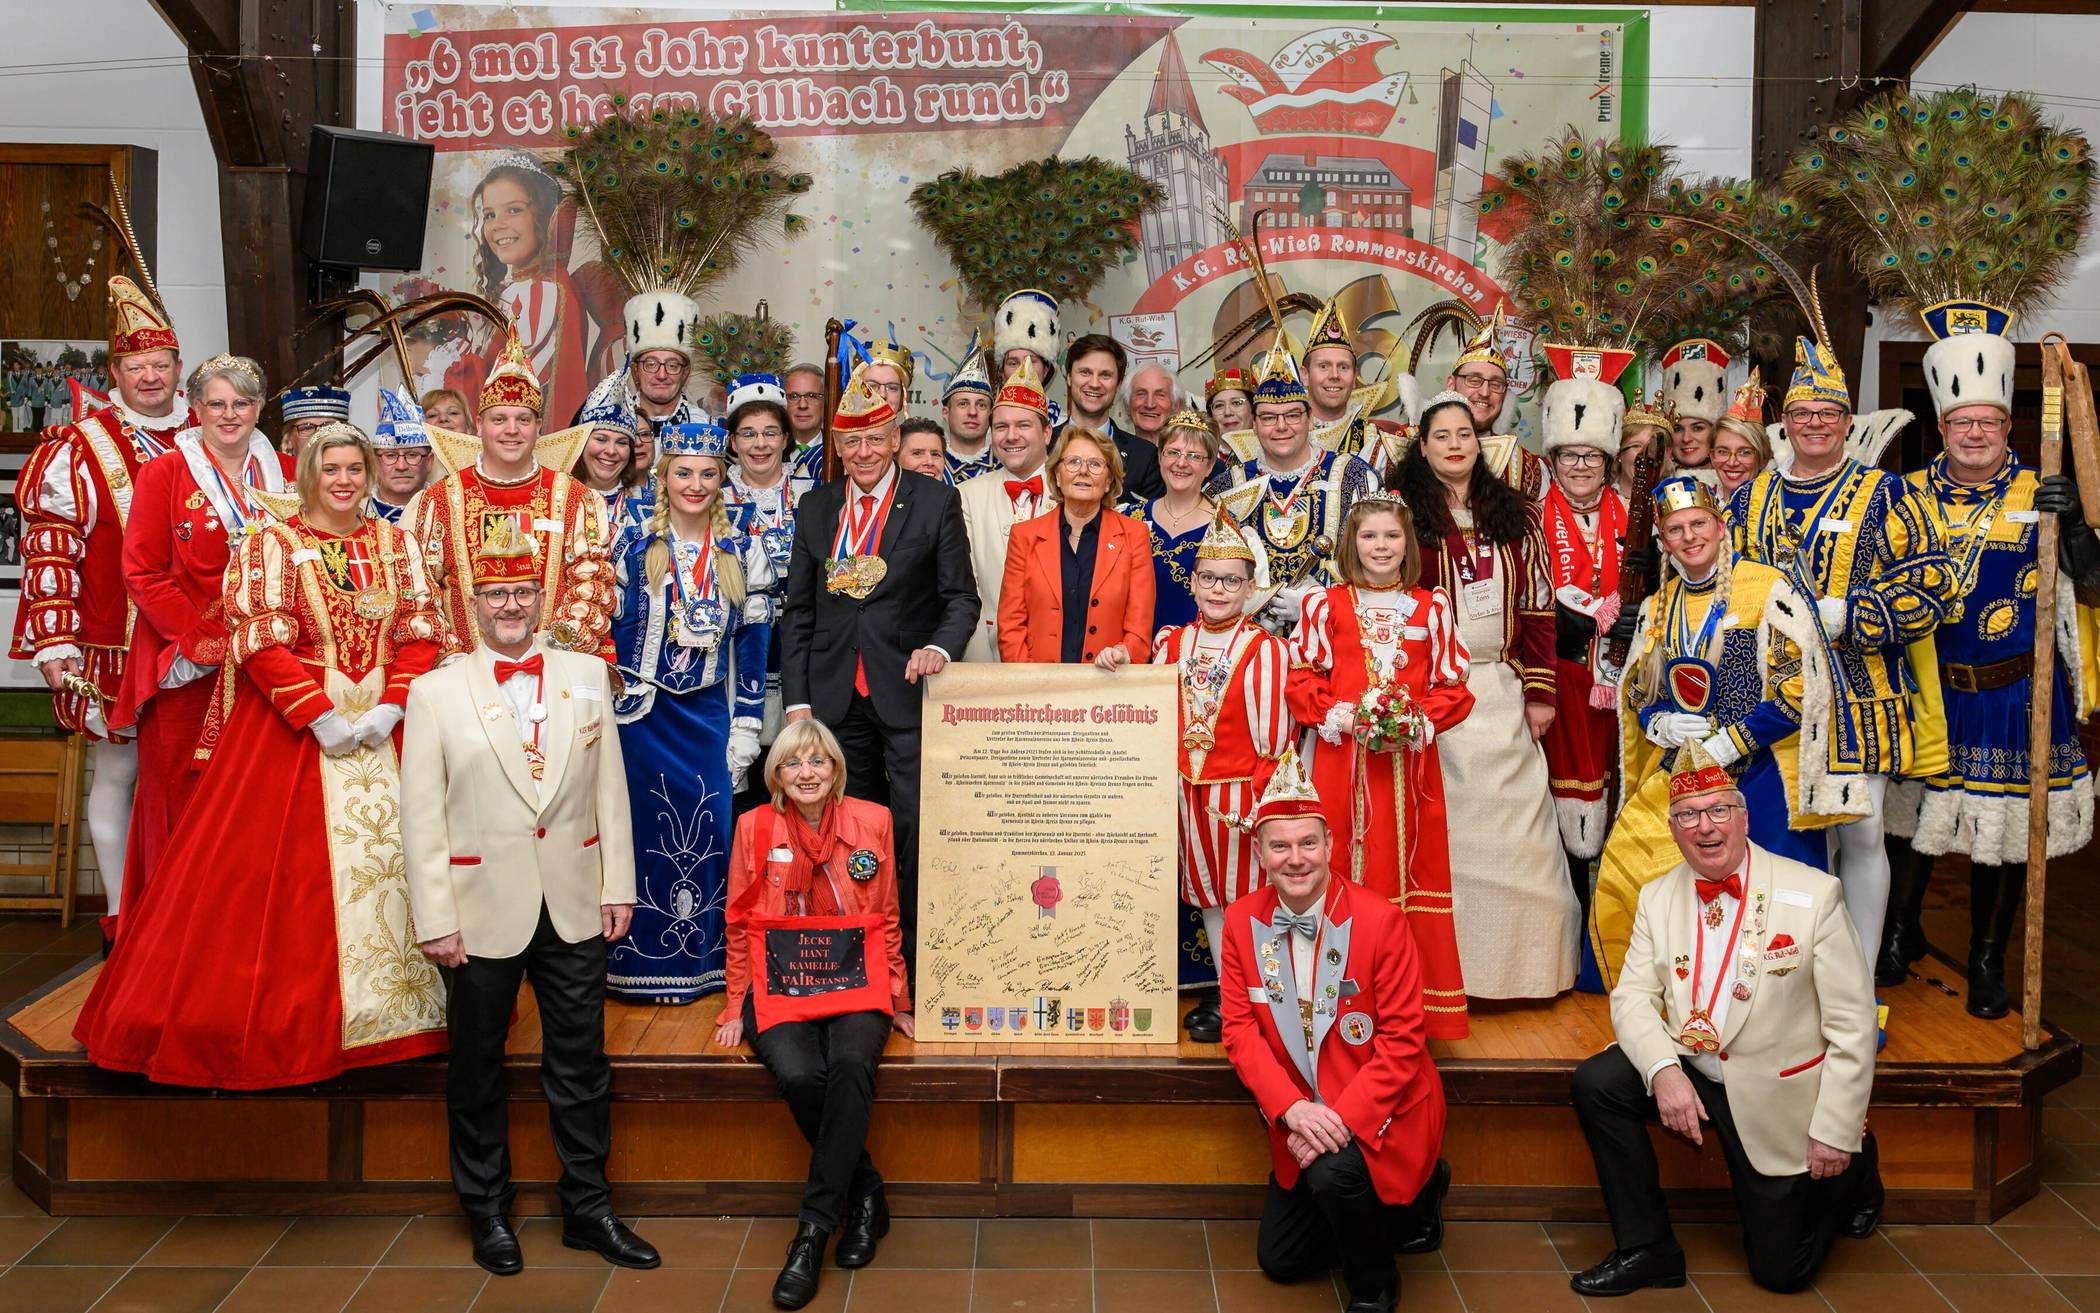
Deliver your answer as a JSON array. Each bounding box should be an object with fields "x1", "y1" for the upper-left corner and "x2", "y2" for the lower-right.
[
  {"x1": 1462, "y1": 577, "x2": 1502, "y2": 619},
  {"x1": 767, "y1": 846, "x2": 795, "y2": 863},
  {"x1": 1402, "y1": 626, "x2": 1429, "y2": 640},
  {"x1": 573, "y1": 685, "x2": 602, "y2": 701},
  {"x1": 533, "y1": 517, "x2": 563, "y2": 533},
  {"x1": 1719, "y1": 612, "x2": 1740, "y2": 629},
  {"x1": 1775, "y1": 888, "x2": 1814, "y2": 908},
  {"x1": 291, "y1": 548, "x2": 322, "y2": 565},
  {"x1": 1818, "y1": 517, "x2": 1853, "y2": 534},
  {"x1": 2007, "y1": 509, "x2": 2040, "y2": 524}
]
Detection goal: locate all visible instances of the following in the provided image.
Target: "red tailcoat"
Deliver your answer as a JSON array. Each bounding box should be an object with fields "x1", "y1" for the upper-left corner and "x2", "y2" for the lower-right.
[
  {"x1": 1219, "y1": 879, "x2": 1448, "y2": 1203},
  {"x1": 9, "y1": 405, "x2": 189, "y2": 735},
  {"x1": 1152, "y1": 619, "x2": 1290, "y2": 908},
  {"x1": 1286, "y1": 585, "x2": 1475, "y2": 1037}
]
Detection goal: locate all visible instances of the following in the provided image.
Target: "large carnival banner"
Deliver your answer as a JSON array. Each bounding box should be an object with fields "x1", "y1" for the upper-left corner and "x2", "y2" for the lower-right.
[
  {"x1": 371, "y1": 3, "x2": 1643, "y2": 430},
  {"x1": 914, "y1": 664, "x2": 1179, "y2": 1044}
]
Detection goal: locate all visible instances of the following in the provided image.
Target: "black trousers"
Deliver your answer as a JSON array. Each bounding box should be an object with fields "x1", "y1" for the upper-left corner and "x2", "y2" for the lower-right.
[
  {"x1": 1257, "y1": 1142, "x2": 1435, "y2": 1304},
  {"x1": 833, "y1": 693, "x2": 921, "y2": 959},
  {"x1": 744, "y1": 996, "x2": 891, "y2": 1230},
  {"x1": 1571, "y1": 1047, "x2": 1880, "y2": 1293},
  {"x1": 443, "y1": 905, "x2": 613, "y2": 1223}
]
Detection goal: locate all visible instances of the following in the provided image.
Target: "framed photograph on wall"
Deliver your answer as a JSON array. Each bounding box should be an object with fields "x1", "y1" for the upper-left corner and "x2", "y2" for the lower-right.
[{"x1": 2, "y1": 340, "x2": 108, "y2": 435}]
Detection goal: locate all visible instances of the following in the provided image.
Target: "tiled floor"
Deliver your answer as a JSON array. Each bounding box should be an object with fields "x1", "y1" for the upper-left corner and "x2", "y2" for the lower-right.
[{"x1": 5, "y1": 846, "x2": 2100, "y2": 1310}]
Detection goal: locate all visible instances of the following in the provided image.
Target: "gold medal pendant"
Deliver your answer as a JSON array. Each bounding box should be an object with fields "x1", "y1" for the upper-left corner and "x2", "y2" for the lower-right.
[
  {"x1": 352, "y1": 587, "x2": 395, "y2": 622},
  {"x1": 1263, "y1": 502, "x2": 1310, "y2": 550},
  {"x1": 1182, "y1": 724, "x2": 1216, "y2": 754},
  {"x1": 542, "y1": 618, "x2": 583, "y2": 652},
  {"x1": 1677, "y1": 1009, "x2": 1722, "y2": 1053},
  {"x1": 827, "y1": 555, "x2": 888, "y2": 599}
]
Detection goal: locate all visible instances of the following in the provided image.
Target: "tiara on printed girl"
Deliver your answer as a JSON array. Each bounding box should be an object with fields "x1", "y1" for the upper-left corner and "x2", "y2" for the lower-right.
[{"x1": 658, "y1": 420, "x2": 730, "y2": 460}]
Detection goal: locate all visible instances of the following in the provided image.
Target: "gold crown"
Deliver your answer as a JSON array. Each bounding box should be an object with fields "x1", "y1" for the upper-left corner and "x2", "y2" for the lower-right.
[
  {"x1": 1624, "y1": 387, "x2": 1674, "y2": 433},
  {"x1": 864, "y1": 342, "x2": 915, "y2": 388},
  {"x1": 1164, "y1": 407, "x2": 1214, "y2": 436}
]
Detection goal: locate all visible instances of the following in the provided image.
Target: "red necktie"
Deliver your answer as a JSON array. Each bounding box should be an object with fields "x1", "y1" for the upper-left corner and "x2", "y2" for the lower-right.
[
  {"x1": 1004, "y1": 475, "x2": 1043, "y2": 506},
  {"x1": 492, "y1": 653, "x2": 544, "y2": 683},
  {"x1": 1695, "y1": 873, "x2": 1743, "y2": 904},
  {"x1": 853, "y1": 495, "x2": 875, "y2": 698}
]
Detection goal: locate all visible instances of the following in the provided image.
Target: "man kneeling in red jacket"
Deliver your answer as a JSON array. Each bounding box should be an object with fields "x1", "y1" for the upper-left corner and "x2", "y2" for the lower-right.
[{"x1": 1218, "y1": 746, "x2": 1452, "y2": 1313}]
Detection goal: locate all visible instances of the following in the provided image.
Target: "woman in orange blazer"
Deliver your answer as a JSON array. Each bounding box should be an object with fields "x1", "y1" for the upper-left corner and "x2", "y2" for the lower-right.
[
  {"x1": 997, "y1": 425, "x2": 1156, "y2": 668},
  {"x1": 713, "y1": 717, "x2": 911, "y2": 1309}
]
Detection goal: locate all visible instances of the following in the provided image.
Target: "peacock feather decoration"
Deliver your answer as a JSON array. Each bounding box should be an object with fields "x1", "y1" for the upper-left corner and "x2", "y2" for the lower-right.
[
  {"x1": 1485, "y1": 130, "x2": 1768, "y2": 356},
  {"x1": 1788, "y1": 85, "x2": 2093, "y2": 329},
  {"x1": 1643, "y1": 174, "x2": 1823, "y2": 348},
  {"x1": 694, "y1": 306, "x2": 795, "y2": 384},
  {"x1": 909, "y1": 156, "x2": 1165, "y2": 315},
  {"x1": 546, "y1": 101, "x2": 811, "y2": 301}
]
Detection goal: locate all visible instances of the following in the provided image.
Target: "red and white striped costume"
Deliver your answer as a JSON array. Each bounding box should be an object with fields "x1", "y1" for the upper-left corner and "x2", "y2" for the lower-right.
[
  {"x1": 1286, "y1": 584, "x2": 1475, "y2": 1038},
  {"x1": 9, "y1": 398, "x2": 189, "y2": 736},
  {"x1": 1152, "y1": 618, "x2": 1291, "y2": 908}
]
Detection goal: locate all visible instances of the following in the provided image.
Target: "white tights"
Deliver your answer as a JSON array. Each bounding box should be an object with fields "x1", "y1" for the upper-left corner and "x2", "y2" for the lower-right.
[
  {"x1": 1828, "y1": 774, "x2": 1890, "y2": 969},
  {"x1": 85, "y1": 740, "x2": 137, "y2": 916},
  {"x1": 1201, "y1": 905, "x2": 1226, "y2": 975}
]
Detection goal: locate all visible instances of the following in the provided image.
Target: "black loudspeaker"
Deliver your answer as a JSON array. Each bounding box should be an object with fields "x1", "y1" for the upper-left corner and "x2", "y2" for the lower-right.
[{"x1": 300, "y1": 125, "x2": 434, "y2": 271}]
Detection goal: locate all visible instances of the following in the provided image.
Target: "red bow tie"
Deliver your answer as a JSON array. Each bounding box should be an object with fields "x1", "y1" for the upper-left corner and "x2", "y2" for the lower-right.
[
  {"x1": 1695, "y1": 873, "x2": 1743, "y2": 904},
  {"x1": 1005, "y1": 475, "x2": 1044, "y2": 505},
  {"x1": 493, "y1": 653, "x2": 544, "y2": 683}
]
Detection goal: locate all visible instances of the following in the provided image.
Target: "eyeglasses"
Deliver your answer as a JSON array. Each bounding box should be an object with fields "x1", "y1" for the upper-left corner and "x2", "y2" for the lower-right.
[
  {"x1": 1452, "y1": 372, "x2": 1508, "y2": 394},
  {"x1": 1786, "y1": 407, "x2": 1848, "y2": 427},
  {"x1": 778, "y1": 755, "x2": 832, "y2": 773},
  {"x1": 786, "y1": 391, "x2": 823, "y2": 403},
  {"x1": 635, "y1": 359, "x2": 685, "y2": 377},
  {"x1": 1060, "y1": 456, "x2": 1108, "y2": 473},
  {"x1": 202, "y1": 398, "x2": 260, "y2": 415},
  {"x1": 836, "y1": 433, "x2": 892, "y2": 452},
  {"x1": 377, "y1": 450, "x2": 428, "y2": 463},
  {"x1": 1161, "y1": 448, "x2": 1211, "y2": 466},
  {"x1": 1945, "y1": 415, "x2": 2009, "y2": 435},
  {"x1": 1669, "y1": 802, "x2": 1740, "y2": 828},
  {"x1": 475, "y1": 586, "x2": 542, "y2": 608},
  {"x1": 1194, "y1": 571, "x2": 1249, "y2": 589},
  {"x1": 1555, "y1": 450, "x2": 1607, "y2": 468},
  {"x1": 735, "y1": 426, "x2": 785, "y2": 441}
]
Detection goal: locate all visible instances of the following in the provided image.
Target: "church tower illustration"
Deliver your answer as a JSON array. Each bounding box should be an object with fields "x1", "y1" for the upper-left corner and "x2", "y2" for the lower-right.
[{"x1": 1125, "y1": 31, "x2": 1229, "y2": 282}]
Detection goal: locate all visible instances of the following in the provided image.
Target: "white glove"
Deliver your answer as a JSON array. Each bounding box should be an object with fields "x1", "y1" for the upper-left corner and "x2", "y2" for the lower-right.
[
  {"x1": 1700, "y1": 732, "x2": 1743, "y2": 769},
  {"x1": 1318, "y1": 701, "x2": 1354, "y2": 746},
  {"x1": 310, "y1": 711, "x2": 360, "y2": 757},
  {"x1": 727, "y1": 720, "x2": 764, "y2": 791},
  {"x1": 1816, "y1": 597, "x2": 1847, "y2": 641},
  {"x1": 353, "y1": 704, "x2": 405, "y2": 748},
  {"x1": 1645, "y1": 711, "x2": 1712, "y2": 749},
  {"x1": 1263, "y1": 582, "x2": 1312, "y2": 628},
  {"x1": 1414, "y1": 714, "x2": 1436, "y2": 750}
]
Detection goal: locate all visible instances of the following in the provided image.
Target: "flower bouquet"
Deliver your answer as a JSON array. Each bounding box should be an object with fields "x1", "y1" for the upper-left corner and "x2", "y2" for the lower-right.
[{"x1": 1356, "y1": 680, "x2": 1428, "y2": 752}]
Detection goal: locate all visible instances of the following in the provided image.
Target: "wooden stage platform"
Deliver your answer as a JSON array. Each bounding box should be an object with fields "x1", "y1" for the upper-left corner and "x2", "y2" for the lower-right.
[{"x1": 1, "y1": 957, "x2": 2079, "y2": 1224}]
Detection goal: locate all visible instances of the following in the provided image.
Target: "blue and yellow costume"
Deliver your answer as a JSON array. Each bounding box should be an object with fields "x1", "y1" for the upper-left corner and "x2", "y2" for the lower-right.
[
  {"x1": 1590, "y1": 476, "x2": 1842, "y2": 987},
  {"x1": 606, "y1": 422, "x2": 773, "y2": 1004}
]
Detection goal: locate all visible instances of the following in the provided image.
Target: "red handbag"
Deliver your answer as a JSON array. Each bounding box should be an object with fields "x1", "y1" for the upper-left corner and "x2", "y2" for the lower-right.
[{"x1": 732, "y1": 812, "x2": 894, "y2": 1033}]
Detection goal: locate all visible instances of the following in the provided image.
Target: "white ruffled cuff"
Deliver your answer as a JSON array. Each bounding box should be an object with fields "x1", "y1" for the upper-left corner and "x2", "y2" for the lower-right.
[{"x1": 1319, "y1": 701, "x2": 1354, "y2": 746}]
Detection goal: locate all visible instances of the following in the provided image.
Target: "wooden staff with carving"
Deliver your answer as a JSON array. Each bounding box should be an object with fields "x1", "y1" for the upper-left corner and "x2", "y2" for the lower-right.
[
  {"x1": 1604, "y1": 436, "x2": 1666, "y2": 669},
  {"x1": 2024, "y1": 337, "x2": 2074, "y2": 1050},
  {"x1": 822, "y1": 318, "x2": 844, "y2": 485}
]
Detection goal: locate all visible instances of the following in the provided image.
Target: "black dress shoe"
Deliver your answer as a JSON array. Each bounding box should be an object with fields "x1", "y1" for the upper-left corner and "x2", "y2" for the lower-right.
[
  {"x1": 1569, "y1": 1244, "x2": 1686, "y2": 1297},
  {"x1": 470, "y1": 1215, "x2": 523, "y2": 1276},
  {"x1": 1395, "y1": 1157, "x2": 1451, "y2": 1255},
  {"x1": 1844, "y1": 1175, "x2": 1885, "y2": 1239},
  {"x1": 1344, "y1": 1287, "x2": 1398, "y2": 1313},
  {"x1": 834, "y1": 1188, "x2": 890, "y2": 1268},
  {"x1": 562, "y1": 1214, "x2": 661, "y2": 1269},
  {"x1": 773, "y1": 1222, "x2": 830, "y2": 1310},
  {"x1": 1184, "y1": 998, "x2": 1223, "y2": 1044}
]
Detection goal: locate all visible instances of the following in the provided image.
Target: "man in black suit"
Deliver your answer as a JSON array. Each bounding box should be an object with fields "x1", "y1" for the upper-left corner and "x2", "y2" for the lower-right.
[
  {"x1": 780, "y1": 368, "x2": 979, "y2": 953},
  {"x1": 1058, "y1": 334, "x2": 1165, "y2": 503}
]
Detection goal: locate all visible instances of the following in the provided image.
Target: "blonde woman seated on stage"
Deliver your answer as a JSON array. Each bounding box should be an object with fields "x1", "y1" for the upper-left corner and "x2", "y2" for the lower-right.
[
  {"x1": 714, "y1": 718, "x2": 912, "y2": 1310},
  {"x1": 1568, "y1": 743, "x2": 1881, "y2": 1298}
]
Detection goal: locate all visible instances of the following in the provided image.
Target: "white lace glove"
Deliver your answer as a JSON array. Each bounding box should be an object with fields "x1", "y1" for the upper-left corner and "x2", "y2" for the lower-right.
[
  {"x1": 1645, "y1": 711, "x2": 1712, "y2": 750},
  {"x1": 353, "y1": 704, "x2": 405, "y2": 748},
  {"x1": 1318, "y1": 702, "x2": 1354, "y2": 746},
  {"x1": 310, "y1": 711, "x2": 360, "y2": 757},
  {"x1": 1816, "y1": 597, "x2": 1847, "y2": 641},
  {"x1": 1414, "y1": 713, "x2": 1436, "y2": 750},
  {"x1": 1700, "y1": 732, "x2": 1743, "y2": 769},
  {"x1": 727, "y1": 719, "x2": 764, "y2": 792}
]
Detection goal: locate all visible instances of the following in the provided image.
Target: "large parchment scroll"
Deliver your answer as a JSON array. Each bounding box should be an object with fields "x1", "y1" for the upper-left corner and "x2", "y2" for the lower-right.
[{"x1": 916, "y1": 664, "x2": 1179, "y2": 1045}]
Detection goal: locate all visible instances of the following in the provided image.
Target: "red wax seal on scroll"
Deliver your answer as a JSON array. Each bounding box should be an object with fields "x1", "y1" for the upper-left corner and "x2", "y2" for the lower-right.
[{"x1": 1032, "y1": 866, "x2": 1063, "y2": 919}]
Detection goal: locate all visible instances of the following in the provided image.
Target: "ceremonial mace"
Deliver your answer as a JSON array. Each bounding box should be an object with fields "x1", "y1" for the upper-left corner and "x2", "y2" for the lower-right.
[{"x1": 1604, "y1": 432, "x2": 1666, "y2": 669}]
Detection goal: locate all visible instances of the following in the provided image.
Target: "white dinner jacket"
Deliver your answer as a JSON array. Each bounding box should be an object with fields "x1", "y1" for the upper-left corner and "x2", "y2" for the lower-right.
[
  {"x1": 956, "y1": 464, "x2": 1041, "y2": 663},
  {"x1": 1611, "y1": 842, "x2": 1876, "y2": 1177},
  {"x1": 400, "y1": 644, "x2": 637, "y2": 959}
]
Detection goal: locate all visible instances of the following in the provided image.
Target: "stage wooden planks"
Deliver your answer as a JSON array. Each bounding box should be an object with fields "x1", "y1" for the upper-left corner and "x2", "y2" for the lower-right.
[{"x1": 3, "y1": 959, "x2": 2075, "y2": 1221}]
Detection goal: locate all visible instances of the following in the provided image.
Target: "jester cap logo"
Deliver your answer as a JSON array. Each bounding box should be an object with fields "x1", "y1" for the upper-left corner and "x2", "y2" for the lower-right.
[
  {"x1": 1946, "y1": 307, "x2": 1989, "y2": 335},
  {"x1": 1570, "y1": 351, "x2": 1603, "y2": 380}
]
